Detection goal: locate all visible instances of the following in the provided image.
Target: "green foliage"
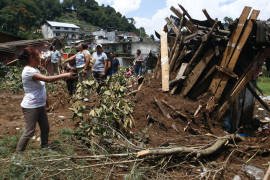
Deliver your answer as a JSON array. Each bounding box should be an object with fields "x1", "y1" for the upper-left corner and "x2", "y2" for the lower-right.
[
  {"x1": 0, "y1": 0, "x2": 62, "y2": 39},
  {"x1": 0, "y1": 65, "x2": 23, "y2": 93},
  {"x1": 223, "y1": 16, "x2": 234, "y2": 30},
  {"x1": 258, "y1": 76, "x2": 270, "y2": 96},
  {"x1": 0, "y1": 0, "x2": 147, "y2": 39},
  {"x1": 0, "y1": 133, "x2": 95, "y2": 180},
  {"x1": 71, "y1": 70, "x2": 134, "y2": 143}
]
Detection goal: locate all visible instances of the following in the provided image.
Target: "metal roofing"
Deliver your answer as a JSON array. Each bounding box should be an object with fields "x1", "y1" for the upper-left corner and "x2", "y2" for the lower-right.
[{"x1": 47, "y1": 21, "x2": 80, "y2": 29}]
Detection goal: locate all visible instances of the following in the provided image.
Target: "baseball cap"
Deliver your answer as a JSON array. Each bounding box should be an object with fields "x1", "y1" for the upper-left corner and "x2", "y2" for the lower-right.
[{"x1": 96, "y1": 44, "x2": 102, "y2": 48}]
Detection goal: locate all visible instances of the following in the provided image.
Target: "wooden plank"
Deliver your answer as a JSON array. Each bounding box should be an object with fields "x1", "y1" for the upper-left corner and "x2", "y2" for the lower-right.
[
  {"x1": 170, "y1": 62, "x2": 188, "y2": 95},
  {"x1": 214, "y1": 9, "x2": 260, "y2": 100},
  {"x1": 173, "y1": 46, "x2": 187, "y2": 72},
  {"x1": 181, "y1": 50, "x2": 215, "y2": 96},
  {"x1": 209, "y1": 6, "x2": 252, "y2": 96},
  {"x1": 184, "y1": 21, "x2": 218, "y2": 76},
  {"x1": 175, "y1": 63, "x2": 188, "y2": 80},
  {"x1": 217, "y1": 56, "x2": 259, "y2": 120},
  {"x1": 178, "y1": 4, "x2": 192, "y2": 20},
  {"x1": 165, "y1": 17, "x2": 179, "y2": 35},
  {"x1": 160, "y1": 30, "x2": 169, "y2": 92},
  {"x1": 170, "y1": 6, "x2": 197, "y2": 32}
]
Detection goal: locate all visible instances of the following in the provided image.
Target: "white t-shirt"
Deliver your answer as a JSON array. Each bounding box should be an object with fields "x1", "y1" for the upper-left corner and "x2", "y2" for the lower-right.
[
  {"x1": 92, "y1": 52, "x2": 108, "y2": 72},
  {"x1": 21, "y1": 66, "x2": 46, "y2": 108}
]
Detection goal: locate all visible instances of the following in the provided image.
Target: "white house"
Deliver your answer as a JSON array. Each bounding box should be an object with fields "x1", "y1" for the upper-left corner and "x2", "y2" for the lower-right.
[{"x1": 41, "y1": 21, "x2": 80, "y2": 44}]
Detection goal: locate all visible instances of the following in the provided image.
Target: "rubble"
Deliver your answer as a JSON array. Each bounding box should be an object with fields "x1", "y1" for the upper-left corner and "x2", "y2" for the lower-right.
[{"x1": 154, "y1": 5, "x2": 270, "y2": 131}]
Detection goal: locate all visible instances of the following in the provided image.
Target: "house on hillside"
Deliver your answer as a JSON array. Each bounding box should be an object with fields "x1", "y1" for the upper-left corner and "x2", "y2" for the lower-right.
[
  {"x1": 91, "y1": 29, "x2": 140, "y2": 44},
  {"x1": 102, "y1": 41, "x2": 159, "y2": 67},
  {"x1": 41, "y1": 21, "x2": 80, "y2": 44}
]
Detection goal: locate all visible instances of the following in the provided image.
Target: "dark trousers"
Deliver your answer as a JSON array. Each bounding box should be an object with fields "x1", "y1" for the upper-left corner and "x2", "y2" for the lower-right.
[
  {"x1": 66, "y1": 78, "x2": 78, "y2": 96},
  {"x1": 16, "y1": 106, "x2": 49, "y2": 152},
  {"x1": 134, "y1": 65, "x2": 142, "y2": 76},
  {"x1": 93, "y1": 71, "x2": 105, "y2": 93}
]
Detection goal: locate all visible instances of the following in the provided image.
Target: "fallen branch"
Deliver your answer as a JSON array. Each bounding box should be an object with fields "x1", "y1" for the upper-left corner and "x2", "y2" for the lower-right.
[{"x1": 137, "y1": 134, "x2": 243, "y2": 158}]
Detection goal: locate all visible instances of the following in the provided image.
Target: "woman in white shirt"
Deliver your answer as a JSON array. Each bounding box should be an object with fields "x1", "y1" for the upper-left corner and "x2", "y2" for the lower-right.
[{"x1": 16, "y1": 46, "x2": 73, "y2": 152}]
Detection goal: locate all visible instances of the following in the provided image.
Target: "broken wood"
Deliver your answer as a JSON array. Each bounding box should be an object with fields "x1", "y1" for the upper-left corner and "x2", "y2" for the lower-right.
[
  {"x1": 165, "y1": 17, "x2": 179, "y2": 35},
  {"x1": 212, "y1": 9, "x2": 260, "y2": 100},
  {"x1": 154, "y1": 97, "x2": 172, "y2": 119},
  {"x1": 161, "y1": 100, "x2": 188, "y2": 120},
  {"x1": 209, "y1": 6, "x2": 252, "y2": 98},
  {"x1": 263, "y1": 163, "x2": 270, "y2": 180},
  {"x1": 184, "y1": 21, "x2": 218, "y2": 76},
  {"x1": 194, "y1": 105, "x2": 203, "y2": 117},
  {"x1": 160, "y1": 30, "x2": 170, "y2": 91},
  {"x1": 170, "y1": 6, "x2": 197, "y2": 32},
  {"x1": 181, "y1": 49, "x2": 215, "y2": 96}
]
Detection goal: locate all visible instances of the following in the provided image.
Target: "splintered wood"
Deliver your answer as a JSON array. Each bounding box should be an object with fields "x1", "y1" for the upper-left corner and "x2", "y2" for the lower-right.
[{"x1": 156, "y1": 5, "x2": 263, "y2": 121}]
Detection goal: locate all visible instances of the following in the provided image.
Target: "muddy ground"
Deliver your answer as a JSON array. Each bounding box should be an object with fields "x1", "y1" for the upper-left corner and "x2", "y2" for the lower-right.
[{"x1": 0, "y1": 77, "x2": 270, "y2": 179}]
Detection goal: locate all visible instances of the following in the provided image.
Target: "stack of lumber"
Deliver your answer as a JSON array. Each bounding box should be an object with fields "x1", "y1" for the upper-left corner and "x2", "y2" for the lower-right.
[{"x1": 155, "y1": 5, "x2": 268, "y2": 121}]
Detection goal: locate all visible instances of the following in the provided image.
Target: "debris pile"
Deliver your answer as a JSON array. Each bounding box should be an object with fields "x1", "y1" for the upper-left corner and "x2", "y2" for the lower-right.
[{"x1": 154, "y1": 5, "x2": 270, "y2": 131}]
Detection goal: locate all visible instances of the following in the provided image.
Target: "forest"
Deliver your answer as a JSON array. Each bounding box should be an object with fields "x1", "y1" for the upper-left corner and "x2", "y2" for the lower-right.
[{"x1": 0, "y1": 0, "x2": 146, "y2": 39}]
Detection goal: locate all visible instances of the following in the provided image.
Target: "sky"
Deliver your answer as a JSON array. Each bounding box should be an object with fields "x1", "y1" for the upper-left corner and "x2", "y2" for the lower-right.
[{"x1": 96, "y1": 0, "x2": 270, "y2": 36}]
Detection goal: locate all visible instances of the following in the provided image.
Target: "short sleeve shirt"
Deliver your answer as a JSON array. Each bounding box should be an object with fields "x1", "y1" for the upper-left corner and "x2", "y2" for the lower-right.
[
  {"x1": 111, "y1": 58, "x2": 120, "y2": 74},
  {"x1": 50, "y1": 50, "x2": 61, "y2": 63},
  {"x1": 135, "y1": 55, "x2": 144, "y2": 66},
  {"x1": 92, "y1": 52, "x2": 108, "y2": 72},
  {"x1": 21, "y1": 66, "x2": 46, "y2": 108}
]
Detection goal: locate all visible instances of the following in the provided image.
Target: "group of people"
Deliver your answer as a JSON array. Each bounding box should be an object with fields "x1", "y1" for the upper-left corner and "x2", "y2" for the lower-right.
[{"x1": 16, "y1": 43, "x2": 144, "y2": 152}]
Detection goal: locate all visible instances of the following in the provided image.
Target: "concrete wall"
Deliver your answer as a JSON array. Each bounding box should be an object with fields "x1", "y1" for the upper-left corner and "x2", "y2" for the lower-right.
[
  {"x1": 131, "y1": 42, "x2": 159, "y2": 58},
  {"x1": 41, "y1": 24, "x2": 54, "y2": 39}
]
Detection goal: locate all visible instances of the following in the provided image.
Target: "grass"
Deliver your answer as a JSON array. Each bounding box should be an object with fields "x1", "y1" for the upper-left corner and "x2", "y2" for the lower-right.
[
  {"x1": 257, "y1": 76, "x2": 270, "y2": 96},
  {"x1": 0, "y1": 129, "x2": 95, "y2": 180}
]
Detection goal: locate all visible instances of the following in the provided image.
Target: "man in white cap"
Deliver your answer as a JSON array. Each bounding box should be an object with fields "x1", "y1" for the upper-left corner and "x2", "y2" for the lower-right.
[{"x1": 92, "y1": 44, "x2": 110, "y2": 92}]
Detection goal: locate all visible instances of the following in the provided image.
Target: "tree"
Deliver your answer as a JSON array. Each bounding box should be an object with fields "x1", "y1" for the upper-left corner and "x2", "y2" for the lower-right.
[{"x1": 223, "y1": 16, "x2": 233, "y2": 29}]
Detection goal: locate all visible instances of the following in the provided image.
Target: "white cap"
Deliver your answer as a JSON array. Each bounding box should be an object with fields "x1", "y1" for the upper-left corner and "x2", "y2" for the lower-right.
[{"x1": 96, "y1": 44, "x2": 102, "y2": 48}]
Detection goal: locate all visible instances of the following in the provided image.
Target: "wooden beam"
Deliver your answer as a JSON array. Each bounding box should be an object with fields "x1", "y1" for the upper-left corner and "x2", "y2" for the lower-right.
[
  {"x1": 209, "y1": 6, "x2": 252, "y2": 96},
  {"x1": 170, "y1": 6, "x2": 197, "y2": 32},
  {"x1": 178, "y1": 4, "x2": 192, "y2": 20},
  {"x1": 202, "y1": 8, "x2": 216, "y2": 26},
  {"x1": 217, "y1": 55, "x2": 259, "y2": 120},
  {"x1": 160, "y1": 30, "x2": 170, "y2": 92},
  {"x1": 181, "y1": 49, "x2": 215, "y2": 96},
  {"x1": 184, "y1": 20, "x2": 218, "y2": 76},
  {"x1": 213, "y1": 9, "x2": 260, "y2": 100},
  {"x1": 215, "y1": 66, "x2": 238, "y2": 79},
  {"x1": 165, "y1": 17, "x2": 179, "y2": 35}
]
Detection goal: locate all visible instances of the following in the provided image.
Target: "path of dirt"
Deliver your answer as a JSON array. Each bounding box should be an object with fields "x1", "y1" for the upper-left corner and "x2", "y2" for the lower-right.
[{"x1": 0, "y1": 91, "x2": 74, "y2": 145}]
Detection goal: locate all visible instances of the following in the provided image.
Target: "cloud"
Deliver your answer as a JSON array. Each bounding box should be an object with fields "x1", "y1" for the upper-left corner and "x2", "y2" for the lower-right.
[
  {"x1": 96, "y1": 0, "x2": 142, "y2": 15},
  {"x1": 134, "y1": 0, "x2": 270, "y2": 35}
]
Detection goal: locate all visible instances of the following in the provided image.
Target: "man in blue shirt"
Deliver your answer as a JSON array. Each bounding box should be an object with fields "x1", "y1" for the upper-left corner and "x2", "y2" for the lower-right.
[
  {"x1": 50, "y1": 46, "x2": 61, "y2": 75},
  {"x1": 109, "y1": 52, "x2": 120, "y2": 75}
]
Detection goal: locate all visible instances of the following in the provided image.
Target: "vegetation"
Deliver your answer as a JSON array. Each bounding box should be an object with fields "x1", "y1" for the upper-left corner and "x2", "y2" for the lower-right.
[
  {"x1": 0, "y1": 0, "x2": 147, "y2": 39},
  {"x1": 70, "y1": 70, "x2": 135, "y2": 146}
]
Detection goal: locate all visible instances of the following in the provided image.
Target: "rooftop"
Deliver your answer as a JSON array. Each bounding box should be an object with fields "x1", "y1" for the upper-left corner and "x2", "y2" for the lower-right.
[{"x1": 46, "y1": 21, "x2": 80, "y2": 29}]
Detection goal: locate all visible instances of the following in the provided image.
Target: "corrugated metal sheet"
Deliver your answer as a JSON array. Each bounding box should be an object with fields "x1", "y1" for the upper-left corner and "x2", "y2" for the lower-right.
[{"x1": 47, "y1": 21, "x2": 80, "y2": 29}]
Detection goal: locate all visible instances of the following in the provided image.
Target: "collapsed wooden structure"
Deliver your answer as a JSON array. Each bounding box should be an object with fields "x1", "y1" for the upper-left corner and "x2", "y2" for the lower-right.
[{"x1": 155, "y1": 5, "x2": 270, "y2": 128}]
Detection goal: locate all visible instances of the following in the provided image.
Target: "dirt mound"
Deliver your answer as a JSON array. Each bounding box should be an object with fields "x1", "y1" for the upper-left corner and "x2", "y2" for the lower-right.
[{"x1": 130, "y1": 76, "x2": 226, "y2": 147}]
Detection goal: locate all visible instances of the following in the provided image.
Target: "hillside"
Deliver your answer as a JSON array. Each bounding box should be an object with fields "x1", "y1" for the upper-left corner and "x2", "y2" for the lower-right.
[{"x1": 0, "y1": 0, "x2": 147, "y2": 39}]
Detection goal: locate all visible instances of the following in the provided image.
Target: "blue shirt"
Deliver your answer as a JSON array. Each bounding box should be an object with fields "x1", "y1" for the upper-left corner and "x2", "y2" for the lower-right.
[
  {"x1": 110, "y1": 58, "x2": 120, "y2": 74},
  {"x1": 50, "y1": 50, "x2": 61, "y2": 63},
  {"x1": 75, "y1": 52, "x2": 85, "y2": 69}
]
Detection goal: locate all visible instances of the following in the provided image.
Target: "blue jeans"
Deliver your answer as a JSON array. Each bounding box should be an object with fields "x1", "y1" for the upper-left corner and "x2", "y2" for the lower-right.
[{"x1": 134, "y1": 65, "x2": 142, "y2": 76}]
